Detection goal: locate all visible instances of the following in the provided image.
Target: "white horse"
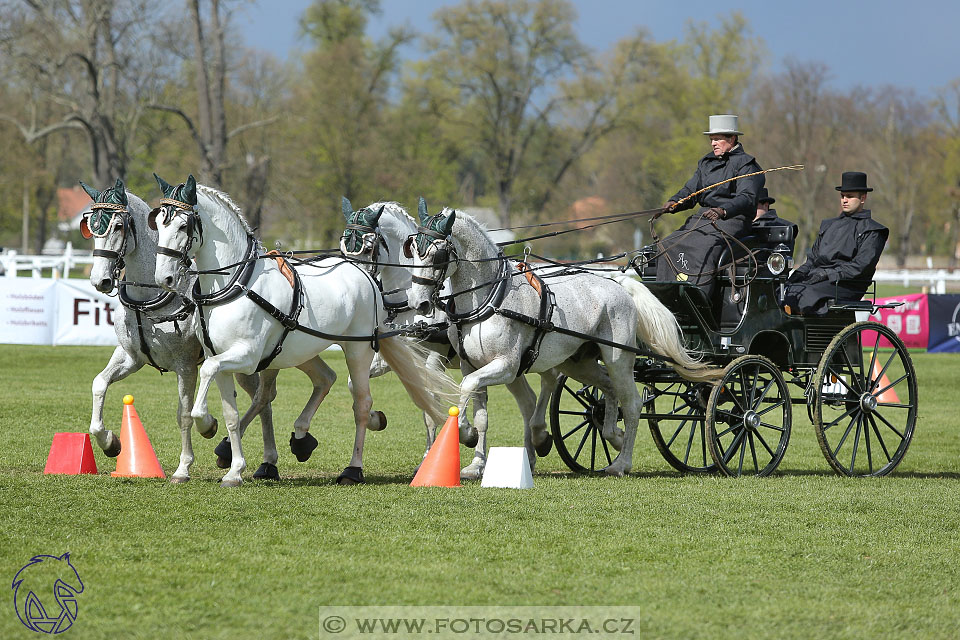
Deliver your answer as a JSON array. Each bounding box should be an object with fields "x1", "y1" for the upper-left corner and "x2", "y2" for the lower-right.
[
  {"x1": 80, "y1": 178, "x2": 277, "y2": 483},
  {"x1": 339, "y1": 199, "x2": 552, "y2": 479},
  {"x1": 406, "y1": 202, "x2": 721, "y2": 475},
  {"x1": 151, "y1": 175, "x2": 456, "y2": 486}
]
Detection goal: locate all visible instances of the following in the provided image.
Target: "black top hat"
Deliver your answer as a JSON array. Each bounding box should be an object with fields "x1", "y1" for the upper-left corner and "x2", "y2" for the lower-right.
[
  {"x1": 757, "y1": 187, "x2": 775, "y2": 204},
  {"x1": 835, "y1": 171, "x2": 873, "y2": 192}
]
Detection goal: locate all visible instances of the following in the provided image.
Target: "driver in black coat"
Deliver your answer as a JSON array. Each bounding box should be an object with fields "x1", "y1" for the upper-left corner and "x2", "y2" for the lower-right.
[
  {"x1": 656, "y1": 114, "x2": 764, "y2": 301},
  {"x1": 782, "y1": 172, "x2": 888, "y2": 315}
]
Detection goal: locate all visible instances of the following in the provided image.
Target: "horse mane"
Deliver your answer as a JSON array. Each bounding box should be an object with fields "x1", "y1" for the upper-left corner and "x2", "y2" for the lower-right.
[
  {"x1": 442, "y1": 207, "x2": 497, "y2": 257},
  {"x1": 196, "y1": 184, "x2": 256, "y2": 237}
]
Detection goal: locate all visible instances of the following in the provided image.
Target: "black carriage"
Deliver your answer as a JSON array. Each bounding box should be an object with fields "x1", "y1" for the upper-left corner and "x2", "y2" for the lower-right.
[{"x1": 549, "y1": 225, "x2": 918, "y2": 477}]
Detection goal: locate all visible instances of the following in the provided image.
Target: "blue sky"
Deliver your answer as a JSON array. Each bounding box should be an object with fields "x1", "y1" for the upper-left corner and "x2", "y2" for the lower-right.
[{"x1": 236, "y1": 0, "x2": 960, "y2": 97}]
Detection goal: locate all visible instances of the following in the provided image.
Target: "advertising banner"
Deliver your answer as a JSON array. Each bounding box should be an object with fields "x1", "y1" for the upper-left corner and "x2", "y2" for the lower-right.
[
  {"x1": 53, "y1": 279, "x2": 120, "y2": 346},
  {"x1": 0, "y1": 279, "x2": 118, "y2": 347},
  {"x1": 926, "y1": 294, "x2": 960, "y2": 353},
  {"x1": 865, "y1": 293, "x2": 928, "y2": 349},
  {"x1": 0, "y1": 279, "x2": 56, "y2": 345}
]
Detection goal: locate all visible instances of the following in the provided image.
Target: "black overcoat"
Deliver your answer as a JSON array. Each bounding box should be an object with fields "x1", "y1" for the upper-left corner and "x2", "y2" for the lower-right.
[
  {"x1": 783, "y1": 209, "x2": 888, "y2": 315},
  {"x1": 656, "y1": 145, "x2": 764, "y2": 296}
]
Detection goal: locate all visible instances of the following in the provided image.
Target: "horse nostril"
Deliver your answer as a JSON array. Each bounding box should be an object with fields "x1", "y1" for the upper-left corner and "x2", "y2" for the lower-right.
[
  {"x1": 163, "y1": 275, "x2": 175, "y2": 289},
  {"x1": 416, "y1": 301, "x2": 431, "y2": 315},
  {"x1": 97, "y1": 279, "x2": 112, "y2": 292}
]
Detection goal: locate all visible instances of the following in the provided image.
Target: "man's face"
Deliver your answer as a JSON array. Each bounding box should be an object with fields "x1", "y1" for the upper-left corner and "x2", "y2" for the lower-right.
[
  {"x1": 840, "y1": 191, "x2": 866, "y2": 214},
  {"x1": 710, "y1": 135, "x2": 736, "y2": 156}
]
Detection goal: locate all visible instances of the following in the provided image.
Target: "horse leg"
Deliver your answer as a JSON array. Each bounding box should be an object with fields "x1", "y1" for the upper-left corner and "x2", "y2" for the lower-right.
[
  {"x1": 505, "y1": 375, "x2": 544, "y2": 474},
  {"x1": 529, "y1": 370, "x2": 557, "y2": 457},
  {"x1": 191, "y1": 358, "x2": 219, "y2": 437},
  {"x1": 348, "y1": 353, "x2": 389, "y2": 432},
  {"x1": 237, "y1": 371, "x2": 280, "y2": 481},
  {"x1": 458, "y1": 359, "x2": 519, "y2": 446},
  {"x1": 170, "y1": 366, "x2": 200, "y2": 483},
  {"x1": 90, "y1": 346, "x2": 144, "y2": 457},
  {"x1": 289, "y1": 356, "x2": 337, "y2": 463},
  {"x1": 339, "y1": 343, "x2": 377, "y2": 484},
  {"x1": 212, "y1": 372, "x2": 247, "y2": 487},
  {"x1": 559, "y1": 359, "x2": 624, "y2": 451},
  {"x1": 459, "y1": 388, "x2": 489, "y2": 480},
  {"x1": 598, "y1": 350, "x2": 642, "y2": 477}
]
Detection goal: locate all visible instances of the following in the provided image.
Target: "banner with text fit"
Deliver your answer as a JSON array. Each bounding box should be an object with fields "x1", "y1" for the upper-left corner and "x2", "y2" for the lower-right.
[{"x1": 0, "y1": 278, "x2": 119, "y2": 346}]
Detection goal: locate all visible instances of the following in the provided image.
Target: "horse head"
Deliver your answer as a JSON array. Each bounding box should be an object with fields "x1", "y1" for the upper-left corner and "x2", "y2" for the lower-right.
[
  {"x1": 80, "y1": 178, "x2": 135, "y2": 293},
  {"x1": 150, "y1": 173, "x2": 202, "y2": 291},
  {"x1": 339, "y1": 197, "x2": 386, "y2": 275},
  {"x1": 405, "y1": 197, "x2": 457, "y2": 315}
]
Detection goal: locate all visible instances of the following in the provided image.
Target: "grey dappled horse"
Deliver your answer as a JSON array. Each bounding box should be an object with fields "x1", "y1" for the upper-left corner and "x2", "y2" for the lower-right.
[{"x1": 81, "y1": 179, "x2": 278, "y2": 482}]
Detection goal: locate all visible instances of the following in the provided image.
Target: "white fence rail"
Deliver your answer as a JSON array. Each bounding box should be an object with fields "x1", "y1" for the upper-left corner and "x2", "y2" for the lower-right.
[
  {"x1": 1, "y1": 244, "x2": 94, "y2": 279},
  {"x1": 4, "y1": 245, "x2": 960, "y2": 291}
]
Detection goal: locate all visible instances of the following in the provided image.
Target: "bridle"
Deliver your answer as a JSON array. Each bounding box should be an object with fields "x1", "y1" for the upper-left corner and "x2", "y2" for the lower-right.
[
  {"x1": 403, "y1": 217, "x2": 458, "y2": 308},
  {"x1": 339, "y1": 207, "x2": 387, "y2": 277},
  {"x1": 149, "y1": 197, "x2": 204, "y2": 274},
  {"x1": 81, "y1": 202, "x2": 135, "y2": 285}
]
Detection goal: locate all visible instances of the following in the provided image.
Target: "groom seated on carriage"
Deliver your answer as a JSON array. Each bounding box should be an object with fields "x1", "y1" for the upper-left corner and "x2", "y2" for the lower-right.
[
  {"x1": 782, "y1": 171, "x2": 888, "y2": 315},
  {"x1": 656, "y1": 114, "x2": 765, "y2": 302}
]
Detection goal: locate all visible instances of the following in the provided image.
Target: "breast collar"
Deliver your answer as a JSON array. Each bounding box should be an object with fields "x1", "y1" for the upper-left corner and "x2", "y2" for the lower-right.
[{"x1": 441, "y1": 251, "x2": 510, "y2": 325}]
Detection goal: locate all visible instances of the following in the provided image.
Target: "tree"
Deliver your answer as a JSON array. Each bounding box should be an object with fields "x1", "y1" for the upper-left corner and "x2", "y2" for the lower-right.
[
  {"x1": 422, "y1": 0, "x2": 589, "y2": 226},
  {"x1": 148, "y1": 0, "x2": 279, "y2": 200}
]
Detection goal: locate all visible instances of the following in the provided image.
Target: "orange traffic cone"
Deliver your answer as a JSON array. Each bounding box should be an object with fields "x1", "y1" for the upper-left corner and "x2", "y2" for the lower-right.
[
  {"x1": 871, "y1": 359, "x2": 900, "y2": 404},
  {"x1": 44, "y1": 433, "x2": 98, "y2": 475},
  {"x1": 410, "y1": 407, "x2": 462, "y2": 487},
  {"x1": 111, "y1": 395, "x2": 166, "y2": 479}
]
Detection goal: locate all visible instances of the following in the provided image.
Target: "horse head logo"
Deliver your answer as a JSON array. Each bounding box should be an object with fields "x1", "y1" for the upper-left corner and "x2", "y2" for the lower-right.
[{"x1": 11, "y1": 552, "x2": 84, "y2": 634}]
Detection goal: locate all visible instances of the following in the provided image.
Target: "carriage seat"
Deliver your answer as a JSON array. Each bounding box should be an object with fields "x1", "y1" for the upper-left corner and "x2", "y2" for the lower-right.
[{"x1": 716, "y1": 224, "x2": 795, "y2": 285}]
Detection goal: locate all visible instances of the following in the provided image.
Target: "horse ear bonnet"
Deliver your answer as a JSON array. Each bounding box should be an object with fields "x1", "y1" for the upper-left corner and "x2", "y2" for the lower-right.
[
  {"x1": 341, "y1": 196, "x2": 353, "y2": 221},
  {"x1": 154, "y1": 173, "x2": 175, "y2": 199},
  {"x1": 79, "y1": 181, "x2": 100, "y2": 201}
]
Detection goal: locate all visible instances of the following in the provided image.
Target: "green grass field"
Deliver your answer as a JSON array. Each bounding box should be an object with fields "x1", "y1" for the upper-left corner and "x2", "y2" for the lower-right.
[{"x1": 1, "y1": 344, "x2": 959, "y2": 639}]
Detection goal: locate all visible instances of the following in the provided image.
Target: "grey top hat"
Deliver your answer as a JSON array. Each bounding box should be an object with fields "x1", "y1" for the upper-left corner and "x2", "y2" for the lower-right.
[{"x1": 703, "y1": 114, "x2": 743, "y2": 136}]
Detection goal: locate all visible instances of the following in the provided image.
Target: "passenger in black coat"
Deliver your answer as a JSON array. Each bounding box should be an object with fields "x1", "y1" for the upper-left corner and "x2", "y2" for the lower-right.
[
  {"x1": 783, "y1": 172, "x2": 888, "y2": 315},
  {"x1": 656, "y1": 114, "x2": 764, "y2": 300},
  {"x1": 752, "y1": 188, "x2": 797, "y2": 253}
]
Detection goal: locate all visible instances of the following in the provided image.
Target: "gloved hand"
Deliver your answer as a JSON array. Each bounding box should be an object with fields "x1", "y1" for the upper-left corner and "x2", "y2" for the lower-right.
[
  {"x1": 662, "y1": 200, "x2": 678, "y2": 214},
  {"x1": 702, "y1": 207, "x2": 725, "y2": 221},
  {"x1": 809, "y1": 268, "x2": 830, "y2": 283}
]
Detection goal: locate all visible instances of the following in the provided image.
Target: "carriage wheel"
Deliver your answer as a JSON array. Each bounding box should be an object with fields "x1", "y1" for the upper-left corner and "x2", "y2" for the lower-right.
[
  {"x1": 549, "y1": 374, "x2": 617, "y2": 474},
  {"x1": 647, "y1": 381, "x2": 717, "y2": 474},
  {"x1": 813, "y1": 322, "x2": 917, "y2": 477},
  {"x1": 706, "y1": 355, "x2": 792, "y2": 477}
]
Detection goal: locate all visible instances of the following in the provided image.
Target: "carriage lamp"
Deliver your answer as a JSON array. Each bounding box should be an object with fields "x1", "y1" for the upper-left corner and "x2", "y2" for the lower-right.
[{"x1": 766, "y1": 251, "x2": 787, "y2": 275}]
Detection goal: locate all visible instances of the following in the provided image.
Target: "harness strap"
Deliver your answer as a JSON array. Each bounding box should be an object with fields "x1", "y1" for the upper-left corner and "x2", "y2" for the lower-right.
[
  {"x1": 133, "y1": 307, "x2": 169, "y2": 373},
  {"x1": 246, "y1": 267, "x2": 303, "y2": 372},
  {"x1": 513, "y1": 263, "x2": 554, "y2": 376}
]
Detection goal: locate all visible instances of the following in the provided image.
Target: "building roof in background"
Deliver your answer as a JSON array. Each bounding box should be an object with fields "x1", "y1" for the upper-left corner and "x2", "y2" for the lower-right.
[{"x1": 57, "y1": 186, "x2": 93, "y2": 233}]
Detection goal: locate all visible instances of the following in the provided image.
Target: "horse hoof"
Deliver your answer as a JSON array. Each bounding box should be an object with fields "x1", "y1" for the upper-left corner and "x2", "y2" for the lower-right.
[
  {"x1": 460, "y1": 464, "x2": 483, "y2": 481},
  {"x1": 534, "y1": 434, "x2": 554, "y2": 458},
  {"x1": 103, "y1": 433, "x2": 122, "y2": 458},
  {"x1": 367, "y1": 410, "x2": 388, "y2": 431},
  {"x1": 169, "y1": 475, "x2": 190, "y2": 484},
  {"x1": 253, "y1": 462, "x2": 280, "y2": 481},
  {"x1": 289, "y1": 431, "x2": 318, "y2": 462},
  {"x1": 219, "y1": 476, "x2": 243, "y2": 488},
  {"x1": 198, "y1": 418, "x2": 218, "y2": 439},
  {"x1": 459, "y1": 424, "x2": 479, "y2": 448},
  {"x1": 214, "y1": 437, "x2": 232, "y2": 468},
  {"x1": 336, "y1": 466, "x2": 365, "y2": 485}
]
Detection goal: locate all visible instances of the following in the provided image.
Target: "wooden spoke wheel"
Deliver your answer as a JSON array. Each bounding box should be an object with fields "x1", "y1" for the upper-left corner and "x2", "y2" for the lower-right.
[
  {"x1": 706, "y1": 355, "x2": 792, "y2": 477},
  {"x1": 813, "y1": 322, "x2": 917, "y2": 477},
  {"x1": 647, "y1": 380, "x2": 717, "y2": 474},
  {"x1": 549, "y1": 374, "x2": 617, "y2": 474}
]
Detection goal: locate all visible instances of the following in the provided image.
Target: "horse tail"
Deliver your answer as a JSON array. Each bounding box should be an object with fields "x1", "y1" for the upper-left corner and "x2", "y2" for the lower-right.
[
  {"x1": 377, "y1": 336, "x2": 460, "y2": 425},
  {"x1": 609, "y1": 274, "x2": 724, "y2": 382}
]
